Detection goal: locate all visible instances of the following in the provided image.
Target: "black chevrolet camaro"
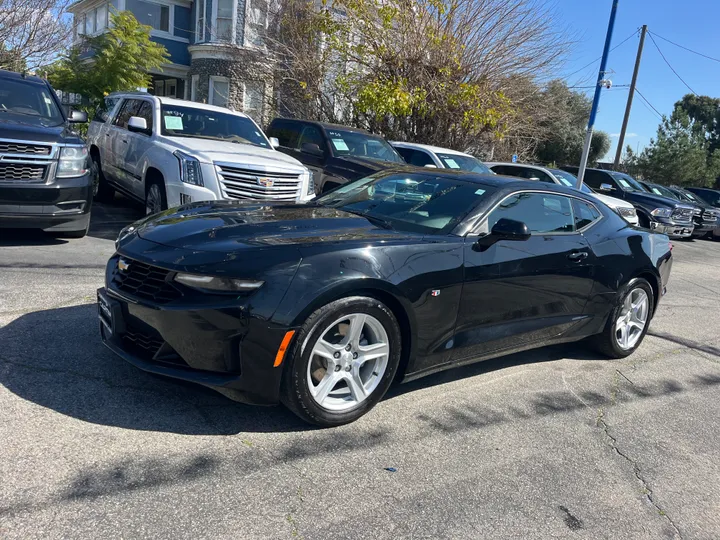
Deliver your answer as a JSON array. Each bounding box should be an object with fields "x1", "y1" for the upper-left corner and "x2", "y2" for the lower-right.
[{"x1": 98, "y1": 169, "x2": 673, "y2": 426}]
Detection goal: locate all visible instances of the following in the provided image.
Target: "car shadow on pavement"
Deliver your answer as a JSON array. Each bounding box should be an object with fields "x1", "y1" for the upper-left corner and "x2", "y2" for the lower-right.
[
  {"x1": 88, "y1": 196, "x2": 144, "y2": 241},
  {"x1": 0, "y1": 229, "x2": 69, "y2": 246},
  {"x1": 0, "y1": 303, "x2": 307, "y2": 436}
]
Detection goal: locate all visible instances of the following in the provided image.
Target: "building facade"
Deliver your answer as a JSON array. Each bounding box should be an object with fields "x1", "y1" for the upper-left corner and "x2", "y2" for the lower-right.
[{"x1": 68, "y1": 0, "x2": 273, "y2": 124}]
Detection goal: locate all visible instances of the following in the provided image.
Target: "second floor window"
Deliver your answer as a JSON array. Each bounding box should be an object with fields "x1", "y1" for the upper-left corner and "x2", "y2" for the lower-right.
[
  {"x1": 127, "y1": 0, "x2": 170, "y2": 33},
  {"x1": 245, "y1": 0, "x2": 267, "y2": 47},
  {"x1": 196, "y1": 0, "x2": 206, "y2": 41},
  {"x1": 215, "y1": 0, "x2": 234, "y2": 41}
]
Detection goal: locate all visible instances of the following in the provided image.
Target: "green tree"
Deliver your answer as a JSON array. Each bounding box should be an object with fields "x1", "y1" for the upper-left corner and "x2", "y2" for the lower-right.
[{"x1": 46, "y1": 10, "x2": 168, "y2": 107}]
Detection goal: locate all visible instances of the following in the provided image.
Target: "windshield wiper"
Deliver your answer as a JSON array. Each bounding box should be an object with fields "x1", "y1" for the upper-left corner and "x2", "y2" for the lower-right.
[{"x1": 345, "y1": 210, "x2": 393, "y2": 230}]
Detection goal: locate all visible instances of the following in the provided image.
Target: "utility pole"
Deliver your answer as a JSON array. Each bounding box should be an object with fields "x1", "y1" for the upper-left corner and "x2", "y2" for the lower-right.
[
  {"x1": 614, "y1": 25, "x2": 647, "y2": 168},
  {"x1": 576, "y1": 0, "x2": 619, "y2": 189}
]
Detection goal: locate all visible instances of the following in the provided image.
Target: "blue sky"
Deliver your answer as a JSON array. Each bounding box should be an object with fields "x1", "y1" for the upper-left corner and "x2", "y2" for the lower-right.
[{"x1": 555, "y1": 0, "x2": 720, "y2": 161}]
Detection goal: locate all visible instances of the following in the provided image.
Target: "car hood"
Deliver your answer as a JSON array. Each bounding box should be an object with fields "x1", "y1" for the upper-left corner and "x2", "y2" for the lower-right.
[
  {"x1": 133, "y1": 201, "x2": 413, "y2": 252},
  {"x1": 590, "y1": 192, "x2": 634, "y2": 209},
  {"x1": 163, "y1": 136, "x2": 307, "y2": 173},
  {"x1": 627, "y1": 190, "x2": 692, "y2": 209},
  {"x1": 0, "y1": 119, "x2": 84, "y2": 145}
]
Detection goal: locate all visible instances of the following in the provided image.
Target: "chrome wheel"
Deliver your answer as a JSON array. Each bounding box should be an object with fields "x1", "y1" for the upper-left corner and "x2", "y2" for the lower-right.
[
  {"x1": 305, "y1": 313, "x2": 390, "y2": 412},
  {"x1": 146, "y1": 184, "x2": 163, "y2": 215},
  {"x1": 615, "y1": 288, "x2": 649, "y2": 350}
]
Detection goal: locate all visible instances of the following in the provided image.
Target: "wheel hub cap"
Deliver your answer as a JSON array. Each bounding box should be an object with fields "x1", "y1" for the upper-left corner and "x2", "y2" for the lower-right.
[{"x1": 615, "y1": 288, "x2": 649, "y2": 351}]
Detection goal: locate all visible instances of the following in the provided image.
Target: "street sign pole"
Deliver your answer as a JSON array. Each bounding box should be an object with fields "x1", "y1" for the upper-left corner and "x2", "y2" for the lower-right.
[{"x1": 576, "y1": 0, "x2": 619, "y2": 189}]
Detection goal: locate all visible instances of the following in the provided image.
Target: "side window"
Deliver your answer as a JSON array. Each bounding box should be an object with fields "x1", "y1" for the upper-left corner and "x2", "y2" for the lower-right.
[
  {"x1": 135, "y1": 101, "x2": 154, "y2": 134},
  {"x1": 395, "y1": 147, "x2": 414, "y2": 163},
  {"x1": 112, "y1": 99, "x2": 142, "y2": 130},
  {"x1": 268, "y1": 120, "x2": 300, "y2": 149},
  {"x1": 584, "y1": 170, "x2": 615, "y2": 190},
  {"x1": 509, "y1": 167, "x2": 554, "y2": 183},
  {"x1": 572, "y1": 199, "x2": 602, "y2": 230},
  {"x1": 488, "y1": 192, "x2": 575, "y2": 234},
  {"x1": 405, "y1": 149, "x2": 435, "y2": 167},
  {"x1": 298, "y1": 126, "x2": 324, "y2": 151},
  {"x1": 490, "y1": 165, "x2": 512, "y2": 176}
]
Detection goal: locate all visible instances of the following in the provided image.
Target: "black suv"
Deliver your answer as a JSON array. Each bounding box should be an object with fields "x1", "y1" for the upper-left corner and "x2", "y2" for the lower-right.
[
  {"x1": 562, "y1": 167, "x2": 695, "y2": 239},
  {"x1": 0, "y1": 69, "x2": 91, "y2": 237},
  {"x1": 266, "y1": 119, "x2": 405, "y2": 194},
  {"x1": 686, "y1": 187, "x2": 720, "y2": 240}
]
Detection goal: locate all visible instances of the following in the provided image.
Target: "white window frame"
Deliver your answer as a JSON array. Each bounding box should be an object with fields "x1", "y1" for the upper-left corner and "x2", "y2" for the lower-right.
[
  {"x1": 211, "y1": 0, "x2": 237, "y2": 43},
  {"x1": 128, "y1": 0, "x2": 175, "y2": 38},
  {"x1": 242, "y1": 81, "x2": 264, "y2": 120},
  {"x1": 195, "y1": 0, "x2": 206, "y2": 42},
  {"x1": 244, "y1": 0, "x2": 268, "y2": 48},
  {"x1": 190, "y1": 74, "x2": 199, "y2": 101},
  {"x1": 209, "y1": 76, "x2": 231, "y2": 108}
]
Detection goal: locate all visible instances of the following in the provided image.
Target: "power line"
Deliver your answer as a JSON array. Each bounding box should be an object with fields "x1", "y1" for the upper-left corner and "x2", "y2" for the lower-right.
[
  {"x1": 565, "y1": 30, "x2": 639, "y2": 80},
  {"x1": 648, "y1": 31, "x2": 720, "y2": 64},
  {"x1": 569, "y1": 84, "x2": 630, "y2": 89},
  {"x1": 635, "y1": 87, "x2": 664, "y2": 120},
  {"x1": 648, "y1": 33, "x2": 698, "y2": 96}
]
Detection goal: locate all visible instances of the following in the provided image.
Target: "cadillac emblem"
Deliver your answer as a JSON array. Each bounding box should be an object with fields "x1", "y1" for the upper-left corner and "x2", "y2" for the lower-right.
[{"x1": 256, "y1": 177, "x2": 274, "y2": 188}]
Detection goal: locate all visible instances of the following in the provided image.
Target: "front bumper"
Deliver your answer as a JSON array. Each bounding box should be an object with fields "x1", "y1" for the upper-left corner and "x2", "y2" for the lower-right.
[
  {"x1": 0, "y1": 171, "x2": 92, "y2": 231},
  {"x1": 650, "y1": 219, "x2": 693, "y2": 239},
  {"x1": 691, "y1": 220, "x2": 717, "y2": 236},
  {"x1": 97, "y1": 284, "x2": 292, "y2": 405}
]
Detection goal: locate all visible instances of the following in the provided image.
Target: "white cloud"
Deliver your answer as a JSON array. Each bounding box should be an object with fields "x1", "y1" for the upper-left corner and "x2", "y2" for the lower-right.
[{"x1": 610, "y1": 133, "x2": 638, "y2": 138}]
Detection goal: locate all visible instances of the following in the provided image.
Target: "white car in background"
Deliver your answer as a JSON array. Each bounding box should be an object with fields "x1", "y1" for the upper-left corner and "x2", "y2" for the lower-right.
[
  {"x1": 87, "y1": 93, "x2": 314, "y2": 214},
  {"x1": 390, "y1": 142, "x2": 494, "y2": 173},
  {"x1": 487, "y1": 162, "x2": 639, "y2": 226}
]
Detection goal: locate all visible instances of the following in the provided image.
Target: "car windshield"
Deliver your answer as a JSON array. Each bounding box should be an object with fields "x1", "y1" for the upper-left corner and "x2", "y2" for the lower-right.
[
  {"x1": 315, "y1": 172, "x2": 495, "y2": 234},
  {"x1": 0, "y1": 79, "x2": 64, "y2": 127},
  {"x1": 326, "y1": 128, "x2": 404, "y2": 163},
  {"x1": 550, "y1": 169, "x2": 593, "y2": 194},
  {"x1": 160, "y1": 104, "x2": 270, "y2": 148},
  {"x1": 647, "y1": 184, "x2": 679, "y2": 200},
  {"x1": 436, "y1": 153, "x2": 493, "y2": 174},
  {"x1": 610, "y1": 172, "x2": 647, "y2": 192},
  {"x1": 678, "y1": 190, "x2": 706, "y2": 204}
]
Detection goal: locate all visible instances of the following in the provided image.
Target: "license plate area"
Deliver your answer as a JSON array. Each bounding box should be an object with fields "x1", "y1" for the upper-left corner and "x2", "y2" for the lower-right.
[{"x1": 97, "y1": 288, "x2": 125, "y2": 338}]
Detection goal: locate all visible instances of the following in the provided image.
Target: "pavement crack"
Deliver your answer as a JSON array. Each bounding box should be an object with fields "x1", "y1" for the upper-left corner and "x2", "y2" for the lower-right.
[{"x1": 596, "y1": 410, "x2": 682, "y2": 539}]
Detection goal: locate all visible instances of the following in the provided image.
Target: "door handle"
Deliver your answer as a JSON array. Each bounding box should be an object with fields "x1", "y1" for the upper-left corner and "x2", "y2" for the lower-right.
[
  {"x1": 568, "y1": 251, "x2": 588, "y2": 261},
  {"x1": 121, "y1": 139, "x2": 128, "y2": 144},
  {"x1": 105, "y1": 133, "x2": 110, "y2": 137}
]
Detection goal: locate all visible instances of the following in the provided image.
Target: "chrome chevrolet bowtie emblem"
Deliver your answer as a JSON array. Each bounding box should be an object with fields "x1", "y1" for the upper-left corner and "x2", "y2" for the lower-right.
[
  {"x1": 256, "y1": 177, "x2": 273, "y2": 188},
  {"x1": 118, "y1": 258, "x2": 131, "y2": 272}
]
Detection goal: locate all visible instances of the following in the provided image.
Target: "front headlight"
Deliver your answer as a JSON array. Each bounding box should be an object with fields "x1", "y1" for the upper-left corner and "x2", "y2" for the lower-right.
[
  {"x1": 115, "y1": 223, "x2": 136, "y2": 249},
  {"x1": 651, "y1": 207, "x2": 672, "y2": 218},
  {"x1": 174, "y1": 273, "x2": 264, "y2": 292},
  {"x1": 306, "y1": 170, "x2": 315, "y2": 196},
  {"x1": 174, "y1": 150, "x2": 204, "y2": 186},
  {"x1": 57, "y1": 145, "x2": 89, "y2": 178},
  {"x1": 618, "y1": 206, "x2": 637, "y2": 218}
]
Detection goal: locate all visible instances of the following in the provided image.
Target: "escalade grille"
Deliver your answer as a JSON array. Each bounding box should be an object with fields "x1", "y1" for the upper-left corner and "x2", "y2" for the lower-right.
[
  {"x1": 215, "y1": 164, "x2": 301, "y2": 201},
  {"x1": 111, "y1": 258, "x2": 182, "y2": 304},
  {"x1": 671, "y1": 207, "x2": 694, "y2": 222},
  {"x1": 0, "y1": 163, "x2": 46, "y2": 183},
  {"x1": 0, "y1": 141, "x2": 51, "y2": 155}
]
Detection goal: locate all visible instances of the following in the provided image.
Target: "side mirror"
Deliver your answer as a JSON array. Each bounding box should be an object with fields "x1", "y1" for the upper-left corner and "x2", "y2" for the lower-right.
[
  {"x1": 423, "y1": 164, "x2": 438, "y2": 168},
  {"x1": 301, "y1": 142, "x2": 324, "y2": 158},
  {"x1": 69, "y1": 110, "x2": 88, "y2": 123},
  {"x1": 599, "y1": 183, "x2": 614, "y2": 192},
  {"x1": 528, "y1": 176, "x2": 541, "y2": 181},
  {"x1": 474, "y1": 218, "x2": 530, "y2": 251},
  {"x1": 127, "y1": 116, "x2": 149, "y2": 134},
  {"x1": 269, "y1": 136, "x2": 280, "y2": 148}
]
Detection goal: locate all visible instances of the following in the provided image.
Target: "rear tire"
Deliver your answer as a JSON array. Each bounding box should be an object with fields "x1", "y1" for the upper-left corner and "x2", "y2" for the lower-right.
[
  {"x1": 590, "y1": 278, "x2": 654, "y2": 359},
  {"x1": 92, "y1": 153, "x2": 115, "y2": 203},
  {"x1": 281, "y1": 296, "x2": 402, "y2": 427}
]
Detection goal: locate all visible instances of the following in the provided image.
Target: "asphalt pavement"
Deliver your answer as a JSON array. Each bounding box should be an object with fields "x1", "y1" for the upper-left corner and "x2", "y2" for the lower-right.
[{"x1": 1, "y1": 199, "x2": 719, "y2": 539}]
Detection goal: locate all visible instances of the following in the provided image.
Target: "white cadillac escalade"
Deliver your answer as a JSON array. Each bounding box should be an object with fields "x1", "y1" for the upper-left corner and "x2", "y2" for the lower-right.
[{"x1": 87, "y1": 93, "x2": 314, "y2": 214}]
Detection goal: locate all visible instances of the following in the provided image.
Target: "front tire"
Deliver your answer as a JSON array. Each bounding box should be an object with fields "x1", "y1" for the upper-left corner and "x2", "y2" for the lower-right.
[
  {"x1": 145, "y1": 180, "x2": 168, "y2": 216},
  {"x1": 281, "y1": 296, "x2": 402, "y2": 427},
  {"x1": 591, "y1": 278, "x2": 654, "y2": 359},
  {"x1": 92, "y1": 154, "x2": 115, "y2": 203}
]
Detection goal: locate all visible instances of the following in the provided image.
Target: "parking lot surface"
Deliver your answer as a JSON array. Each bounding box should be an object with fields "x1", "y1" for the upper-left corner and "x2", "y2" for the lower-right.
[{"x1": 1, "y1": 201, "x2": 719, "y2": 539}]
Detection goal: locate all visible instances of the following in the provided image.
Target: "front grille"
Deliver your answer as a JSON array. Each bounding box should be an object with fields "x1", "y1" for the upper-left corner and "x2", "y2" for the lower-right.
[
  {"x1": 0, "y1": 163, "x2": 46, "y2": 183},
  {"x1": 671, "y1": 207, "x2": 694, "y2": 222},
  {"x1": 111, "y1": 258, "x2": 182, "y2": 304},
  {"x1": 123, "y1": 325, "x2": 164, "y2": 359},
  {"x1": 703, "y1": 211, "x2": 718, "y2": 222},
  {"x1": 216, "y1": 164, "x2": 301, "y2": 201},
  {"x1": 0, "y1": 141, "x2": 51, "y2": 155}
]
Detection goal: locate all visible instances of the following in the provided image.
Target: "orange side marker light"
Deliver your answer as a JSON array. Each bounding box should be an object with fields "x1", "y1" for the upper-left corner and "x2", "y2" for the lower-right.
[{"x1": 274, "y1": 330, "x2": 296, "y2": 367}]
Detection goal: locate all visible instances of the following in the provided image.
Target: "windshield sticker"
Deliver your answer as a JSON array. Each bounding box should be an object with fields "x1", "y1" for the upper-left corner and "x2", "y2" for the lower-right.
[
  {"x1": 652, "y1": 188, "x2": 662, "y2": 195},
  {"x1": 617, "y1": 178, "x2": 631, "y2": 188},
  {"x1": 164, "y1": 116, "x2": 183, "y2": 130},
  {"x1": 475, "y1": 188, "x2": 486, "y2": 195},
  {"x1": 444, "y1": 158, "x2": 460, "y2": 169},
  {"x1": 332, "y1": 138, "x2": 349, "y2": 151}
]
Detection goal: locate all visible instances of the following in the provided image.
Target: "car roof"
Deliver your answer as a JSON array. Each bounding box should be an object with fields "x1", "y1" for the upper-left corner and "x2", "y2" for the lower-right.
[
  {"x1": 486, "y1": 162, "x2": 554, "y2": 173},
  {"x1": 270, "y1": 118, "x2": 371, "y2": 134},
  {"x1": 389, "y1": 142, "x2": 474, "y2": 157},
  {"x1": 0, "y1": 69, "x2": 48, "y2": 86},
  {"x1": 107, "y1": 93, "x2": 251, "y2": 118}
]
